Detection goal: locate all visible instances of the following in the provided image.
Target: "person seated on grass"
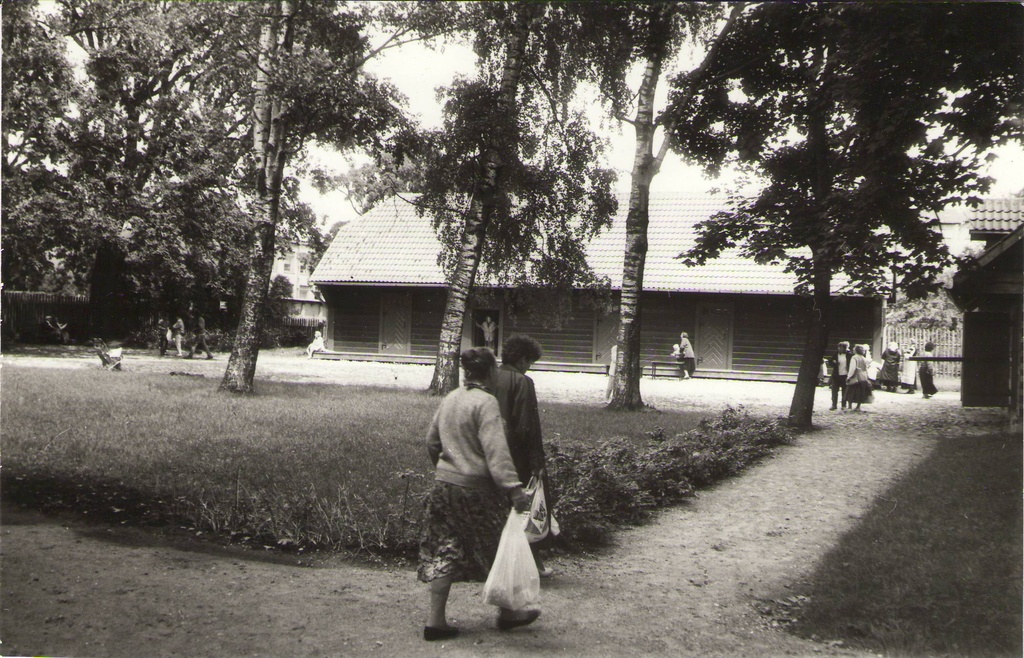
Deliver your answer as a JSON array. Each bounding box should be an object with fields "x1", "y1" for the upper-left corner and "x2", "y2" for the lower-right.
[
  {"x1": 44, "y1": 315, "x2": 70, "y2": 344},
  {"x1": 92, "y1": 338, "x2": 123, "y2": 371},
  {"x1": 306, "y1": 330, "x2": 325, "y2": 358}
]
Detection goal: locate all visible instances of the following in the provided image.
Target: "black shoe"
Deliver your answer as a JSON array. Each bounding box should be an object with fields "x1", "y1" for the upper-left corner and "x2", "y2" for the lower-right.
[
  {"x1": 424, "y1": 626, "x2": 459, "y2": 641},
  {"x1": 830, "y1": 406, "x2": 837, "y2": 410},
  {"x1": 497, "y1": 610, "x2": 541, "y2": 631}
]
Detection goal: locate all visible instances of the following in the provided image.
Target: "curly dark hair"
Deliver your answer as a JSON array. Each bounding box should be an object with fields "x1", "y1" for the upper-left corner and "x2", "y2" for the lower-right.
[
  {"x1": 500, "y1": 334, "x2": 543, "y2": 366},
  {"x1": 460, "y1": 347, "x2": 497, "y2": 381}
]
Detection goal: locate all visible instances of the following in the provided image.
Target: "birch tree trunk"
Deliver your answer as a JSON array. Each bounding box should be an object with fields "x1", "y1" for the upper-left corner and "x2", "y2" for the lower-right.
[
  {"x1": 607, "y1": 4, "x2": 743, "y2": 410},
  {"x1": 607, "y1": 56, "x2": 661, "y2": 410},
  {"x1": 220, "y1": 0, "x2": 294, "y2": 394},
  {"x1": 428, "y1": 8, "x2": 533, "y2": 395}
]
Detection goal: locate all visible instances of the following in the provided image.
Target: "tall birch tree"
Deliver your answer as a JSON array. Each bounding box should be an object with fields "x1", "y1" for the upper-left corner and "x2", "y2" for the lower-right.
[
  {"x1": 577, "y1": 2, "x2": 744, "y2": 409},
  {"x1": 421, "y1": 3, "x2": 616, "y2": 395},
  {"x1": 221, "y1": 0, "x2": 459, "y2": 393}
]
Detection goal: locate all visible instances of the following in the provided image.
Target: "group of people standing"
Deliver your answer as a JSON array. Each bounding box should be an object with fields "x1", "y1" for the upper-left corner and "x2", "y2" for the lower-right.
[
  {"x1": 418, "y1": 334, "x2": 552, "y2": 641},
  {"x1": 828, "y1": 339, "x2": 938, "y2": 411}
]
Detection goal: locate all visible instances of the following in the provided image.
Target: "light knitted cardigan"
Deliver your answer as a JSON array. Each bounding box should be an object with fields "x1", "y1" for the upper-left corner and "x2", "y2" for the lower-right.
[{"x1": 427, "y1": 384, "x2": 523, "y2": 494}]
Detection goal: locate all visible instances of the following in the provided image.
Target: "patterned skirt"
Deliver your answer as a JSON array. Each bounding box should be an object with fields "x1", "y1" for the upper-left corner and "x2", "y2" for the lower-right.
[
  {"x1": 417, "y1": 481, "x2": 508, "y2": 584},
  {"x1": 846, "y1": 379, "x2": 874, "y2": 404}
]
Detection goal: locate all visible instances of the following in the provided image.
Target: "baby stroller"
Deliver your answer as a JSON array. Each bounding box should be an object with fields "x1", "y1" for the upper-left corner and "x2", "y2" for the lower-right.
[{"x1": 92, "y1": 338, "x2": 123, "y2": 371}]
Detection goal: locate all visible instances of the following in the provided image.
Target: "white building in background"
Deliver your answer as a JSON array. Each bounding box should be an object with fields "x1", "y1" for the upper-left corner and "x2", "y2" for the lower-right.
[{"x1": 271, "y1": 242, "x2": 326, "y2": 322}]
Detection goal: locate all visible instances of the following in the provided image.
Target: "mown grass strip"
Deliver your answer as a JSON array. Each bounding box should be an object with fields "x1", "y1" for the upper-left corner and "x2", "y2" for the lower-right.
[{"x1": 5, "y1": 365, "x2": 754, "y2": 554}]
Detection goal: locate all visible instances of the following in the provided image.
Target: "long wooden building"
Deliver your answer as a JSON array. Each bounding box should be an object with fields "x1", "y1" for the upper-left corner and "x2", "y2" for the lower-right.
[{"x1": 310, "y1": 194, "x2": 884, "y2": 382}]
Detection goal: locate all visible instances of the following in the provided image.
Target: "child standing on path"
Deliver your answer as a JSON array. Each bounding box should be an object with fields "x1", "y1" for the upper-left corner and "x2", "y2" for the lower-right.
[{"x1": 919, "y1": 341, "x2": 939, "y2": 399}]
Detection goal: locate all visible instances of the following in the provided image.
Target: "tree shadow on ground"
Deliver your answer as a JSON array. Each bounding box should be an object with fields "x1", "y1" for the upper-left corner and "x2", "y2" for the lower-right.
[{"x1": 787, "y1": 432, "x2": 1022, "y2": 657}]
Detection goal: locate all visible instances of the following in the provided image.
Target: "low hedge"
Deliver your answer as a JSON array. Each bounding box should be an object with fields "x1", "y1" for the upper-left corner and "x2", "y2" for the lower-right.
[{"x1": 547, "y1": 406, "x2": 793, "y2": 547}]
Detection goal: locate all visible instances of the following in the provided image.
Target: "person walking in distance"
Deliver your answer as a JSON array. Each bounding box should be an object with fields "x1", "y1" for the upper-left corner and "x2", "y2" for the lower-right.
[
  {"x1": 157, "y1": 318, "x2": 170, "y2": 357},
  {"x1": 918, "y1": 341, "x2": 939, "y2": 399},
  {"x1": 186, "y1": 316, "x2": 213, "y2": 359},
  {"x1": 828, "y1": 341, "x2": 852, "y2": 410},
  {"x1": 844, "y1": 344, "x2": 874, "y2": 411},
  {"x1": 677, "y1": 331, "x2": 696, "y2": 379},
  {"x1": 171, "y1": 316, "x2": 186, "y2": 357},
  {"x1": 491, "y1": 334, "x2": 555, "y2": 578}
]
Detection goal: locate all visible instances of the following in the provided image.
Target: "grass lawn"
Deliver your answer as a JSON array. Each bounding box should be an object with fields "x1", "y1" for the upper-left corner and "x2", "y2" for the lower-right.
[
  {"x1": 792, "y1": 431, "x2": 1023, "y2": 657},
  {"x1": 1, "y1": 365, "x2": 705, "y2": 553}
]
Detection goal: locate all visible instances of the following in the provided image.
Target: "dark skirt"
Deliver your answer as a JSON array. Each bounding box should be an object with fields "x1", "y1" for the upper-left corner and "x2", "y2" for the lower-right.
[
  {"x1": 417, "y1": 481, "x2": 508, "y2": 584},
  {"x1": 879, "y1": 363, "x2": 900, "y2": 387},
  {"x1": 919, "y1": 370, "x2": 938, "y2": 396},
  {"x1": 846, "y1": 379, "x2": 874, "y2": 404}
]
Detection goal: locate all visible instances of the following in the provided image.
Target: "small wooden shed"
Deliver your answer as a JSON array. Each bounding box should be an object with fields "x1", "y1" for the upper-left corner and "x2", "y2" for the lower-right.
[
  {"x1": 310, "y1": 194, "x2": 884, "y2": 382},
  {"x1": 950, "y1": 202, "x2": 1023, "y2": 420}
]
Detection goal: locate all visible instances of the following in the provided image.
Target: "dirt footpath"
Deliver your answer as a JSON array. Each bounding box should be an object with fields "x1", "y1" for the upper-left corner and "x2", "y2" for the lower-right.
[{"x1": 0, "y1": 352, "x2": 1005, "y2": 657}]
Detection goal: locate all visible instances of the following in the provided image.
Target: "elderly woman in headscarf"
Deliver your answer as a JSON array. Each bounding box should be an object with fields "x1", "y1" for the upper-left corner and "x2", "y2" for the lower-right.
[
  {"x1": 417, "y1": 347, "x2": 539, "y2": 641},
  {"x1": 878, "y1": 341, "x2": 902, "y2": 392}
]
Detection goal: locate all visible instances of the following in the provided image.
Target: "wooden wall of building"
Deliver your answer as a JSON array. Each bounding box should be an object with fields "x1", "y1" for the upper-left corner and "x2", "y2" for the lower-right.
[
  {"x1": 322, "y1": 287, "x2": 380, "y2": 353},
  {"x1": 411, "y1": 289, "x2": 446, "y2": 356},
  {"x1": 319, "y1": 284, "x2": 880, "y2": 380},
  {"x1": 505, "y1": 306, "x2": 597, "y2": 364}
]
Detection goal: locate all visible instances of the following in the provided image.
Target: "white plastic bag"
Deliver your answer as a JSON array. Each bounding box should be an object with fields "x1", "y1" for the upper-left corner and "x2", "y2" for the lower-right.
[
  {"x1": 482, "y1": 509, "x2": 540, "y2": 610},
  {"x1": 523, "y1": 476, "x2": 560, "y2": 544}
]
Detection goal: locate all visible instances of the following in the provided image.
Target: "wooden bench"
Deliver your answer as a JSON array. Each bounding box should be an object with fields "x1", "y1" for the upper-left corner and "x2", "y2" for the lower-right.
[{"x1": 649, "y1": 360, "x2": 683, "y2": 378}]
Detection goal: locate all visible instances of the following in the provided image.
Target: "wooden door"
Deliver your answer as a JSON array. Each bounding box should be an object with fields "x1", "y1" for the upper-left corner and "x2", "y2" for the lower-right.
[
  {"x1": 594, "y1": 314, "x2": 619, "y2": 364},
  {"x1": 696, "y1": 302, "x2": 733, "y2": 371},
  {"x1": 380, "y1": 291, "x2": 411, "y2": 355},
  {"x1": 962, "y1": 311, "x2": 1011, "y2": 407}
]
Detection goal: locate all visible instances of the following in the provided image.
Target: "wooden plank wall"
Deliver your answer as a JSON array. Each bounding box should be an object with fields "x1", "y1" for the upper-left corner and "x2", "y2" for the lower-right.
[
  {"x1": 638, "y1": 292, "x2": 696, "y2": 363},
  {"x1": 324, "y1": 287, "x2": 380, "y2": 353},
  {"x1": 506, "y1": 306, "x2": 596, "y2": 363},
  {"x1": 411, "y1": 289, "x2": 446, "y2": 356}
]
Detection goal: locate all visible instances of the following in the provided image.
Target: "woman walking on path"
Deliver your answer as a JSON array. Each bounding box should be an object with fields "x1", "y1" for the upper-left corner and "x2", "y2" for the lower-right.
[
  {"x1": 918, "y1": 341, "x2": 939, "y2": 399},
  {"x1": 845, "y1": 344, "x2": 874, "y2": 411},
  {"x1": 878, "y1": 341, "x2": 902, "y2": 392},
  {"x1": 417, "y1": 347, "x2": 538, "y2": 641}
]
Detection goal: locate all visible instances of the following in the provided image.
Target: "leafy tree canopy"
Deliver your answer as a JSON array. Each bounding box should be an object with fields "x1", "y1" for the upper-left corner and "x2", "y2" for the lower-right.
[
  {"x1": 416, "y1": 3, "x2": 618, "y2": 299},
  {"x1": 675, "y1": 2, "x2": 1024, "y2": 299}
]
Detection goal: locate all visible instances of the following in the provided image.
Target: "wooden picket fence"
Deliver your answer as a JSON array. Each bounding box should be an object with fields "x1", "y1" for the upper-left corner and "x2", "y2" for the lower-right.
[
  {"x1": 279, "y1": 315, "x2": 325, "y2": 342},
  {"x1": 883, "y1": 325, "x2": 962, "y2": 377},
  {"x1": 1, "y1": 290, "x2": 90, "y2": 343}
]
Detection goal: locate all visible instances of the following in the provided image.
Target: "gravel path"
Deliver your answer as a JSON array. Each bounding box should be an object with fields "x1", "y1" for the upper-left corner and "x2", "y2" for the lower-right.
[{"x1": 0, "y1": 350, "x2": 1005, "y2": 657}]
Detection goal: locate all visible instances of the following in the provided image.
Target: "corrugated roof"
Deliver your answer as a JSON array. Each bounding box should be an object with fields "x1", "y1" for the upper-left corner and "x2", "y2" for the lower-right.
[
  {"x1": 969, "y1": 197, "x2": 1024, "y2": 234},
  {"x1": 311, "y1": 194, "x2": 844, "y2": 295}
]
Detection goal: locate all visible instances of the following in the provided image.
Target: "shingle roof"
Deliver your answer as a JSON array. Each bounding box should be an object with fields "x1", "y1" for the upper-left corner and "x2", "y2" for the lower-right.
[
  {"x1": 968, "y1": 197, "x2": 1024, "y2": 235},
  {"x1": 311, "y1": 194, "x2": 840, "y2": 295}
]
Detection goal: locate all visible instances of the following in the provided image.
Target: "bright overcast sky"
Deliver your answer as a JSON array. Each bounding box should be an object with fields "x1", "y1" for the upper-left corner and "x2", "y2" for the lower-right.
[{"x1": 301, "y1": 38, "x2": 1023, "y2": 228}]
